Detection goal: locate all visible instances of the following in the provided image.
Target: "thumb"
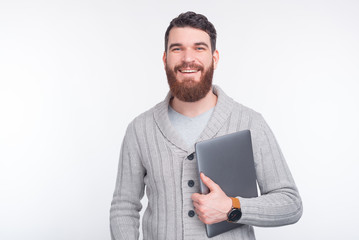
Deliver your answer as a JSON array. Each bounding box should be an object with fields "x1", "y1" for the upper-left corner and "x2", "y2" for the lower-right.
[{"x1": 200, "y1": 172, "x2": 218, "y2": 192}]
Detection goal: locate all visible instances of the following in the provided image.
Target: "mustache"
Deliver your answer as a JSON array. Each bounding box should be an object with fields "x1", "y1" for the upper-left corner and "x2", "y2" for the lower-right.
[{"x1": 174, "y1": 62, "x2": 204, "y2": 72}]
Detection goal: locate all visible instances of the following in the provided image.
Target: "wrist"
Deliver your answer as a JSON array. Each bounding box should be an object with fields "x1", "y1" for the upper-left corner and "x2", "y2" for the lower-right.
[
  {"x1": 226, "y1": 197, "x2": 232, "y2": 213},
  {"x1": 226, "y1": 197, "x2": 242, "y2": 222}
]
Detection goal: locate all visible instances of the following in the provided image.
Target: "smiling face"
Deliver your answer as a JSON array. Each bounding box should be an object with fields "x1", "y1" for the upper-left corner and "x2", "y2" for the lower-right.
[{"x1": 163, "y1": 27, "x2": 219, "y2": 102}]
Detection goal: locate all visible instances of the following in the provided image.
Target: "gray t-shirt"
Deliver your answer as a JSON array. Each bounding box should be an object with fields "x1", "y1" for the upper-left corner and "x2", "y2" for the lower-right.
[{"x1": 168, "y1": 104, "x2": 214, "y2": 147}]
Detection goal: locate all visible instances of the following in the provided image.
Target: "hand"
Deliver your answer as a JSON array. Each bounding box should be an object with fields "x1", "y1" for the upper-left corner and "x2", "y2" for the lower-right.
[{"x1": 191, "y1": 172, "x2": 233, "y2": 224}]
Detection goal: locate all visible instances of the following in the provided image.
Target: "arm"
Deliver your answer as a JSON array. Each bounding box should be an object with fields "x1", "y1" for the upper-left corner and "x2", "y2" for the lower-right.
[
  {"x1": 110, "y1": 122, "x2": 146, "y2": 239},
  {"x1": 191, "y1": 114, "x2": 302, "y2": 227},
  {"x1": 236, "y1": 113, "x2": 303, "y2": 227}
]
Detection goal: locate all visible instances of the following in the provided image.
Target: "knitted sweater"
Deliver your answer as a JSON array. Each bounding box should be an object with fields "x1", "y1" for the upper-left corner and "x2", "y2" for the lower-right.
[{"x1": 110, "y1": 85, "x2": 303, "y2": 240}]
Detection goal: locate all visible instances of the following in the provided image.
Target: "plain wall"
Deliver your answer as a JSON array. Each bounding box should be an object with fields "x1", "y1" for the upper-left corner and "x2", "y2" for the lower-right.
[{"x1": 1, "y1": 0, "x2": 358, "y2": 239}]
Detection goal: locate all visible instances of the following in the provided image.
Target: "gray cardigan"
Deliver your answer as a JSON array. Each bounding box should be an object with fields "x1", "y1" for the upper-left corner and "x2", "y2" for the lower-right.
[{"x1": 110, "y1": 85, "x2": 303, "y2": 240}]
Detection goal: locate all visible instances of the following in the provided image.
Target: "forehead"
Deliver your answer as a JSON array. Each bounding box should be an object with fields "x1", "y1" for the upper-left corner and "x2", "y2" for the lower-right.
[{"x1": 168, "y1": 27, "x2": 211, "y2": 46}]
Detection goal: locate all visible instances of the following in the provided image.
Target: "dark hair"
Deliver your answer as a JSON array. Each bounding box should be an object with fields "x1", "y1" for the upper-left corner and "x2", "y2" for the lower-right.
[{"x1": 164, "y1": 11, "x2": 217, "y2": 53}]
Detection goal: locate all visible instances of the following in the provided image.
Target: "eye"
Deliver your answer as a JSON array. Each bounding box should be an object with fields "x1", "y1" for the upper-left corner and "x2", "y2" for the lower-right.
[
  {"x1": 196, "y1": 47, "x2": 205, "y2": 51},
  {"x1": 172, "y1": 47, "x2": 181, "y2": 52}
]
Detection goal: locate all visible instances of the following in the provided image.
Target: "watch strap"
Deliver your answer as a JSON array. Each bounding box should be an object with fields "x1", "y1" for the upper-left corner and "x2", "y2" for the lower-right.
[{"x1": 230, "y1": 197, "x2": 241, "y2": 209}]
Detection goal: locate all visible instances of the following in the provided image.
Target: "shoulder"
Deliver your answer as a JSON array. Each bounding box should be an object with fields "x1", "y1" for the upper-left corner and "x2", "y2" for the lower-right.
[
  {"x1": 124, "y1": 101, "x2": 161, "y2": 139},
  {"x1": 214, "y1": 84, "x2": 262, "y2": 122},
  {"x1": 231, "y1": 100, "x2": 264, "y2": 127},
  {"x1": 119, "y1": 105, "x2": 158, "y2": 158}
]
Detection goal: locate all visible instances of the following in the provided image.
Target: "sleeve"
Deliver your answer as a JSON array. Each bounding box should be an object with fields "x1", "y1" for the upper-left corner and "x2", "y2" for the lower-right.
[
  {"x1": 110, "y1": 122, "x2": 146, "y2": 239},
  {"x1": 236, "y1": 113, "x2": 303, "y2": 227}
]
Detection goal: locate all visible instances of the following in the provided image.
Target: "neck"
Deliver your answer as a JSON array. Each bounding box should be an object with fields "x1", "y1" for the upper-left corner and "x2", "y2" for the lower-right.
[{"x1": 170, "y1": 88, "x2": 218, "y2": 118}]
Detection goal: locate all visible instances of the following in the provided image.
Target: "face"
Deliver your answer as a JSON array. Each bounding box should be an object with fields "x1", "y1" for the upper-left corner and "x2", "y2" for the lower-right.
[{"x1": 163, "y1": 27, "x2": 219, "y2": 102}]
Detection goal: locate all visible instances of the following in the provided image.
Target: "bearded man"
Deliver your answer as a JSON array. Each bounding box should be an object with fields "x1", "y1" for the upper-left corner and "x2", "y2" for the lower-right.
[{"x1": 110, "y1": 11, "x2": 303, "y2": 240}]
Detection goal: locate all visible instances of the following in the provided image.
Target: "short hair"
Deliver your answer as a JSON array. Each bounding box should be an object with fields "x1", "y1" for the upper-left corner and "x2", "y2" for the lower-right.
[{"x1": 164, "y1": 11, "x2": 217, "y2": 53}]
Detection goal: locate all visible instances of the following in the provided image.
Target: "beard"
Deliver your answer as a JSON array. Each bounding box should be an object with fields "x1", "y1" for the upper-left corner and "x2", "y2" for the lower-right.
[{"x1": 165, "y1": 61, "x2": 214, "y2": 102}]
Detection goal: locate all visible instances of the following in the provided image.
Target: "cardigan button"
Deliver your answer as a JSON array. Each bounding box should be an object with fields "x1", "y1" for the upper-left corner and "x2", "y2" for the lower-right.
[
  {"x1": 188, "y1": 180, "x2": 195, "y2": 187},
  {"x1": 187, "y1": 153, "x2": 194, "y2": 160},
  {"x1": 188, "y1": 210, "x2": 195, "y2": 217}
]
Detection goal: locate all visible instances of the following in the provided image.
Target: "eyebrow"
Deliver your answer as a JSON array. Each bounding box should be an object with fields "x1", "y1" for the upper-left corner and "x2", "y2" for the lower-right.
[
  {"x1": 169, "y1": 42, "x2": 210, "y2": 49},
  {"x1": 169, "y1": 43, "x2": 183, "y2": 49},
  {"x1": 194, "y1": 42, "x2": 209, "y2": 48}
]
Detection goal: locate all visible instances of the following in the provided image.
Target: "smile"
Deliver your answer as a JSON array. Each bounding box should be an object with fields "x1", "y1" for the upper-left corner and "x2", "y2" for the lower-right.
[{"x1": 179, "y1": 69, "x2": 199, "y2": 73}]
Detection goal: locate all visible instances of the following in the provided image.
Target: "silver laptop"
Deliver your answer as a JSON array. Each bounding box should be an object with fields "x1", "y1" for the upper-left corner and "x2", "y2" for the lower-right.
[{"x1": 195, "y1": 130, "x2": 258, "y2": 238}]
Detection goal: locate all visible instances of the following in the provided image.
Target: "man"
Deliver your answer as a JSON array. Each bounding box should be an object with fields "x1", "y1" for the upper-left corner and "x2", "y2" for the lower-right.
[{"x1": 110, "y1": 11, "x2": 303, "y2": 240}]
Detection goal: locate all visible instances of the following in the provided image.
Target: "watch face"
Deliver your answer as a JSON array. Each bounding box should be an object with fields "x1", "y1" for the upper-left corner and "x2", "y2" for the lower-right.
[{"x1": 228, "y1": 209, "x2": 242, "y2": 222}]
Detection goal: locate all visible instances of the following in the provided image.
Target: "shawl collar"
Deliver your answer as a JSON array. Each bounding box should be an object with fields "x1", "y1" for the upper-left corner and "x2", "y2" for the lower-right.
[{"x1": 153, "y1": 85, "x2": 235, "y2": 154}]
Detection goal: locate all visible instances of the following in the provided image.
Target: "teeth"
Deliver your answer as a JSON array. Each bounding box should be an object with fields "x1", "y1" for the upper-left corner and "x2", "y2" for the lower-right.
[{"x1": 181, "y1": 69, "x2": 198, "y2": 73}]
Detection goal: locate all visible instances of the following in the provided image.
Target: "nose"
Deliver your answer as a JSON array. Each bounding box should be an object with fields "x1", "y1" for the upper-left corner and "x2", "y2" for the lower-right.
[{"x1": 182, "y1": 49, "x2": 196, "y2": 63}]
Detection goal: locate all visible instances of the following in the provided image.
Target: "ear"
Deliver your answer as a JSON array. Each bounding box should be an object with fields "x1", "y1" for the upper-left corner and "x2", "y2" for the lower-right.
[
  {"x1": 212, "y1": 50, "x2": 219, "y2": 70},
  {"x1": 162, "y1": 51, "x2": 167, "y2": 69}
]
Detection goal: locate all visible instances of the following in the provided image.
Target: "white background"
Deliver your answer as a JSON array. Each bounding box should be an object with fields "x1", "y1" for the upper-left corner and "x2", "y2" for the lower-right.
[{"x1": 1, "y1": 0, "x2": 358, "y2": 239}]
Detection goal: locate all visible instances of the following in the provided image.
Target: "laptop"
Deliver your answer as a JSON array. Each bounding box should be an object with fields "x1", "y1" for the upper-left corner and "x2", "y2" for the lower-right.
[{"x1": 194, "y1": 130, "x2": 258, "y2": 238}]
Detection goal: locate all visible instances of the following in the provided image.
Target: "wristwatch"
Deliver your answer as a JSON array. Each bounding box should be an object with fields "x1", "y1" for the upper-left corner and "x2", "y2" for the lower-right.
[{"x1": 227, "y1": 197, "x2": 242, "y2": 223}]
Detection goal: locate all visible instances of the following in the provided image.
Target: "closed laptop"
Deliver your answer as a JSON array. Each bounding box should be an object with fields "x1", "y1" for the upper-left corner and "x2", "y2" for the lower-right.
[{"x1": 195, "y1": 130, "x2": 258, "y2": 238}]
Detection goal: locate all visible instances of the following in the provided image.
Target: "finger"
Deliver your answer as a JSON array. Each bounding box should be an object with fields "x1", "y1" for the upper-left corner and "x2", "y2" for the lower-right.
[
  {"x1": 193, "y1": 201, "x2": 200, "y2": 209},
  {"x1": 198, "y1": 215, "x2": 204, "y2": 223},
  {"x1": 193, "y1": 202, "x2": 206, "y2": 216},
  {"x1": 198, "y1": 214, "x2": 213, "y2": 225},
  {"x1": 191, "y1": 193, "x2": 202, "y2": 202},
  {"x1": 200, "y1": 172, "x2": 218, "y2": 192}
]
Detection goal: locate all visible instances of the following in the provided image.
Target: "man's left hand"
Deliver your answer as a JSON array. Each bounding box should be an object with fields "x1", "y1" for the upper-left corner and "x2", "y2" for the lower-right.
[{"x1": 191, "y1": 172, "x2": 232, "y2": 224}]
